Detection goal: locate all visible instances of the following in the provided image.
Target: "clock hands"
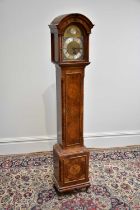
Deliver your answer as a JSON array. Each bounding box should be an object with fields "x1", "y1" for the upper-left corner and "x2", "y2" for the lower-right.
[
  {"x1": 72, "y1": 47, "x2": 80, "y2": 55},
  {"x1": 63, "y1": 47, "x2": 82, "y2": 55}
]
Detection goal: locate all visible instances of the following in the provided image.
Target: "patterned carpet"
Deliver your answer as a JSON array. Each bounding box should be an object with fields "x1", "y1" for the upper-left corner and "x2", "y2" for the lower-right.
[{"x1": 0, "y1": 146, "x2": 140, "y2": 210}]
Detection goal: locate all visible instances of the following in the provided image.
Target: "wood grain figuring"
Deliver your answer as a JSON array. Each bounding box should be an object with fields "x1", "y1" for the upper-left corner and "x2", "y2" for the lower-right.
[
  {"x1": 49, "y1": 13, "x2": 94, "y2": 192},
  {"x1": 65, "y1": 72, "x2": 82, "y2": 146},
  {"x1": 63, "y1": 156, "x2": 86, "y2": 184},
  {"x1": 53, "y1": 144, "x2": 90, "y2": 192}
]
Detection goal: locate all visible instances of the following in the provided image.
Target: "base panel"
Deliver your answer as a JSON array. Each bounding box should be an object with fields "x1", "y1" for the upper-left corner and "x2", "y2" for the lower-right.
[{"x1": 53, "y1": 144, "x2": 90, "y2": 192}]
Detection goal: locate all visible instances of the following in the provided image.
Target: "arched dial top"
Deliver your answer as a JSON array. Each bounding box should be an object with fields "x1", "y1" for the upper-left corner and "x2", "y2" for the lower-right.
[{"x1": 63, "y1": 25, "x2": 84, "y2": 61}]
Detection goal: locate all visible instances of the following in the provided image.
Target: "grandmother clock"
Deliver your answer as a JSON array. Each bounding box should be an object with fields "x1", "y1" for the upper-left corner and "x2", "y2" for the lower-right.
[{"x1": 49, "y1": 13, "x2": 94, "y2": 192}]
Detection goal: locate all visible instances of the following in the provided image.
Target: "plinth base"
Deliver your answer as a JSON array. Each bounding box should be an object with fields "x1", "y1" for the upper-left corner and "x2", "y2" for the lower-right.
[
  {"x1": 53, "y1": 176, "x2": 90, "y2": 193},
  {"x1": 53, "y1": 144, "x2": 90, "y2": 192}
]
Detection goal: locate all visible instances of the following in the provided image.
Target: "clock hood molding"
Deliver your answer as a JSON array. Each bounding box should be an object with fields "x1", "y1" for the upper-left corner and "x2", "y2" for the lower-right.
[{"x1": 49, "y1": 13, "x2": 94, "y2": 34}]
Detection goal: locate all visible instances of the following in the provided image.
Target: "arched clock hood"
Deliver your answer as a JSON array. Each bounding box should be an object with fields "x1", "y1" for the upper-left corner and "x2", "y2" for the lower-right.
[
  {"x1": 49, "y1": 13, "x2": 94, "y2": 34},
  {"x1": 49, "y1": 13, "x2": 94, "y2": 64}
]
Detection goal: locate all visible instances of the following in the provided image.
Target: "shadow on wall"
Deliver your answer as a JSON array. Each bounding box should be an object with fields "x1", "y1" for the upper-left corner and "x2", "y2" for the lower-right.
[{"x1": 43, "y1": 83, "x2": 57, "y2": 136}]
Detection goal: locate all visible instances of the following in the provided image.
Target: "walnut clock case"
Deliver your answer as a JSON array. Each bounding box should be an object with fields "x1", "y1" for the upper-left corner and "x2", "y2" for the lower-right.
[{"x1": 49, "y1": 13, "x2": 94, "y2": 192}]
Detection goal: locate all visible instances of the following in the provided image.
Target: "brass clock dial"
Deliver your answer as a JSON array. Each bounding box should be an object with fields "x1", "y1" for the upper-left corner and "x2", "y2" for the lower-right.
[{"x1": 63, "y1": 25, "x2": 83, "y2": 61}]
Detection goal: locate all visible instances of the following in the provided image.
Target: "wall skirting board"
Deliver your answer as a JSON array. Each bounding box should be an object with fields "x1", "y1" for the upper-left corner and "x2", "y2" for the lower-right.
[{"x1": 0, "y1": 130, "x2": 140, "y2": 155}]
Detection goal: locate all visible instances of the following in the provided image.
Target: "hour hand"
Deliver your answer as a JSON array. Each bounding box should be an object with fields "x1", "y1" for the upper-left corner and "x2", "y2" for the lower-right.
[{"x1": 72, "y1": 47, "x2": 79, "y2": 55}]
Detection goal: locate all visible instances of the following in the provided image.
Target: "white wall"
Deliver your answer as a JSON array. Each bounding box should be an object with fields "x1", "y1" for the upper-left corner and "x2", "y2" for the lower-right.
[{"x1": 0, "y1": 0, "x2": 140, "y2": 154}]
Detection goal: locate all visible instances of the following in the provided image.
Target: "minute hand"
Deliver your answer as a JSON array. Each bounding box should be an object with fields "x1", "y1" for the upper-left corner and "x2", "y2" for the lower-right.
[{"x1": 72, "y1": 47, "x2": 82, "y2": 54}]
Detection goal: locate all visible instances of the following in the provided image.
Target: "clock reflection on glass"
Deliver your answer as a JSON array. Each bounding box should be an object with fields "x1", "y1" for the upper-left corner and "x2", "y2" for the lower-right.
[{"x1": 63, "y1": 25, "x2": 84, "y2": 61}]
